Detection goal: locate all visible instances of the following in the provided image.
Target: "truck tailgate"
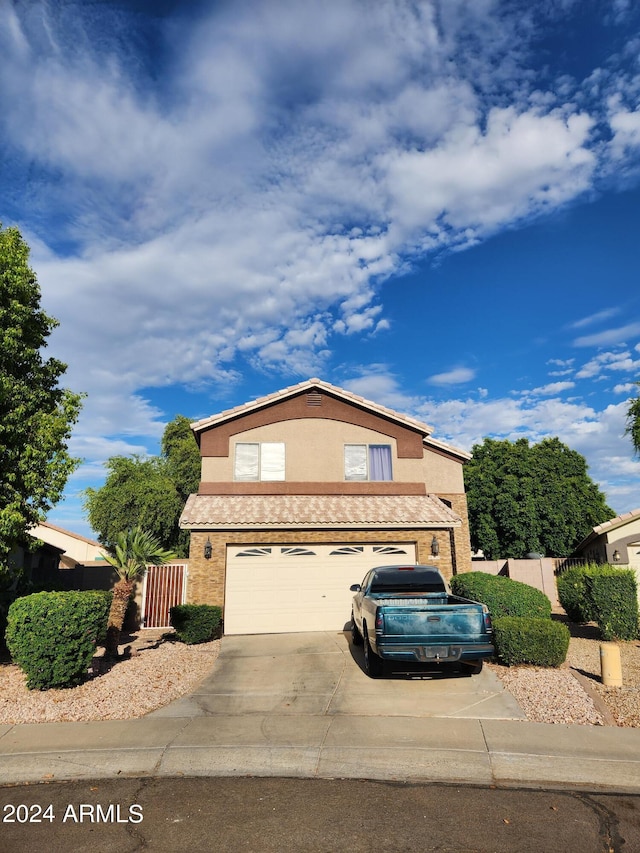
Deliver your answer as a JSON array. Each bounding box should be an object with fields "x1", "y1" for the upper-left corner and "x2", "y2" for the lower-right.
[{"x1": 377, "y1": 601, "x2": 487, "y2": 639}]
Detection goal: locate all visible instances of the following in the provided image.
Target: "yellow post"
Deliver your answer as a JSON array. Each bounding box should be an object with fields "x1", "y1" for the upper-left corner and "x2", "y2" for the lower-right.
[{"x1": 600, "y1": 642, "x2": 623, "y2": 687}]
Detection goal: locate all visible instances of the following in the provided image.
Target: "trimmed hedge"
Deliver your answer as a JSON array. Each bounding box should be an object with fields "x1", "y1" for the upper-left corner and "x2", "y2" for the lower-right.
[
  {"x1": 586, "y1": 568, "x2": 639, "y2": 641},
  {"x1": 5, "y1": 590, "x2": 112, "y2": 690},
  {"x1": 493, "y1": 616, "x2": 570, "y2": 667},
  {"x1": 557, "y1": 564, "x2": 639, "y2": 640},
  {"x1": 170, "y1": 604, "x2": 222, "y2": 644},
  {"x1": 556, "y1": 565, "x2": 593, "y2": 623},
  {"x1": 450, "y1": 572, "x2": 552, "y2": 620}
]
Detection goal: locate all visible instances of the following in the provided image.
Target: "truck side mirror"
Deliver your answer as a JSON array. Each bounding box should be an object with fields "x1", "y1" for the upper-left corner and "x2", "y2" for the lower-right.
[{"x1": 350, "y1": 584, "x2": 361, "y2": 592}]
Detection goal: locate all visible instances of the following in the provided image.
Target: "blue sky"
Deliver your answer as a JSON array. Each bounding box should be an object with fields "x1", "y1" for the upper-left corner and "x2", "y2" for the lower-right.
[{"x1": 1, "y1": 0, "x2": 640, "y2": 538}]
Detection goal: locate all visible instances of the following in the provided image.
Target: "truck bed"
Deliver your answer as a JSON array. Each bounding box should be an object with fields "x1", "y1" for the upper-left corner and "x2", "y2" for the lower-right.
[{"x1": 350, "y1": 565, "x2": 494, "y2": 672}]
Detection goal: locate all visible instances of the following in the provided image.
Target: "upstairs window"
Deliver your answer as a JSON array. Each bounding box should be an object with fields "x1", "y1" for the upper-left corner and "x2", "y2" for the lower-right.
[
  {"x1": 344, "y1": 444, "x2": 392, "y2": 481},
  {"x1": 234, "y1": 442, "x2": 285, "y2": 481}
]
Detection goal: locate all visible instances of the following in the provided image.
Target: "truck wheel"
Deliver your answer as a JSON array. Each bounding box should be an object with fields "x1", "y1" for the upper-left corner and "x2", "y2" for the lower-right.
[
  {"x1": 466, "y1": 660, "x2": 483, "y2": 675},
  {"x1": 363, "y1": 627, "x2": 383, "y2": 678},
  {"x1": 351, "y1": 612, "x2": 363, "y2": 646}
]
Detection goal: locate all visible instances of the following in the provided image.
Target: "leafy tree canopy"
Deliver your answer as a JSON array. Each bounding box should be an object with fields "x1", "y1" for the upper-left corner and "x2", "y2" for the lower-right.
[
  {"x1": 0, "y1": 225, "x2": 83, "y2": 573},
  {"x1": 161, "y1": 414, "x2": 201, "y2": 500},
  {"x1": 84, "y1": 415, "x2": 200, "y2": 556},
  {"x1": 626, "y1": 382, "x2": 640, "y2": 456},
  {"x1": 464, "y1": 436, "x2": 615, "y2": 560}
]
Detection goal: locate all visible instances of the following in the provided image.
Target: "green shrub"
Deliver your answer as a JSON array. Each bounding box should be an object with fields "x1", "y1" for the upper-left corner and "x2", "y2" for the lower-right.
[
  {"x1": 557, "y1": 564, "x2": 639, "y2": 639},
  {"x1": 493, "y1": 616, "x2": 570, "y2": 667},
  {"x1": 586, "y1": 568, "x2": 639, "y2": 641},
  {"x1": 170, "y1": 604, "x2": 222, "y2": 644},
  {"x1": 556, "y1": 564, "x2": 593, "y2": 623},
  {"x1": 5, "y1": 590, "x2": 112, "y2": 689},
  {"x1": 450, "y1": 572, "x2": 552, "y2": 619}
]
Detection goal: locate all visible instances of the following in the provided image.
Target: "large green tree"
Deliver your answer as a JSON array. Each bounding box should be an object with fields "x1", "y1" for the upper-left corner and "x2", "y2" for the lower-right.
[
  {"x1": 84, "y1": 415, "x2": 200, "y2": 556},
  {"x1": 464, "y1": 437, "x2": 615, "y2": 560},
  {"x1": 0, "y1": 225, "x2": 83, "y2": 573},
  {"x1": 626, "y1": 382, "x2": 640, "y2": 455}
]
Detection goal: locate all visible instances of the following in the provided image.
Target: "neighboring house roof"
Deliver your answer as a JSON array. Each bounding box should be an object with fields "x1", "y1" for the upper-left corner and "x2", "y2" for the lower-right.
[
  {"x1": 593, "y1": 508, "x2": 640, "y2": 536},
  {"x1": 35, "y1": 521, "x2": 102, "y2": 548},
  {"x1": 190, "y1": 377, "x2": 470, "y2": 461},
  {"x1": 574, "y1": 507, "x2": 640, "y2": 552},
  {"x1": 30, "y1": 521, "x2": 105, "y2": 567},
  {"x1": 180, "y1": 493, "x2": 461, "y2": 529}
]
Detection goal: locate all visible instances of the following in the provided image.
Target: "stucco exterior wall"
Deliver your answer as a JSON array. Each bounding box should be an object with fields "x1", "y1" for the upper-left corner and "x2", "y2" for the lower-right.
[
  {"x1": 202, "y1": 419, "x2": 410, "y2": 482},
  {"x1": 200, "y1": 417, "x2": 466, "y2": 495},
  {"x1": 420, "y1": 447, "x2": 466, "y2": 493},
  {"x1": 606, "y1": 517, "x2": 640, "y2": 542}
]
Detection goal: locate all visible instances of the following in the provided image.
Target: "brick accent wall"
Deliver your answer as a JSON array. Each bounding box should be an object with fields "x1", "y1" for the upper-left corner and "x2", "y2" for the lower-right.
[
  {"x1": 187, "y1": 526, "x2": 461, "y2": 608},
  {"x1": 438, "y1": 493, "x2": 472, "y2": 575}
]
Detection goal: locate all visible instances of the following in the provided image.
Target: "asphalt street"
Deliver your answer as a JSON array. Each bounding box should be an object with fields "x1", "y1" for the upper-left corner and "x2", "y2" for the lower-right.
[{"x1": 1, "y1": 776, "x2": 639, "y2": 853}]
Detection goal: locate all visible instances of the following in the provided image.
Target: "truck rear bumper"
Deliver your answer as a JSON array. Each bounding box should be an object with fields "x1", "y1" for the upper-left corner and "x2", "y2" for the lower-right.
[{"x1": 376, "y1": 643, "x2": 494, "y2": 664}]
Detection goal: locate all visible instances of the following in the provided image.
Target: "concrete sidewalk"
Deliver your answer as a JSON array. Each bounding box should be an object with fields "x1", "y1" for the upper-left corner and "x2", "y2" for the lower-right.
[{"x1": 1, "y1": 632, "x2": 639, "y2": 793}]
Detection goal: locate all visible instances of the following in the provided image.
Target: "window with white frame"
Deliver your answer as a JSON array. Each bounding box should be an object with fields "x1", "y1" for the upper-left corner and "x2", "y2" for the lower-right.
[
  {"x1": 234, "y1": 442, "x2": 285, "y2": 481},
  {"x1": 344, "y1": 444, "x2": 392, "y2": 481}
]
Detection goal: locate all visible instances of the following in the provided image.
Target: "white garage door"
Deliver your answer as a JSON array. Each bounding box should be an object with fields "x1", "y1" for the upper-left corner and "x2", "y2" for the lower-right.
[{"x1": 224, "y1": 542, "x2": 417, "y2": 635}]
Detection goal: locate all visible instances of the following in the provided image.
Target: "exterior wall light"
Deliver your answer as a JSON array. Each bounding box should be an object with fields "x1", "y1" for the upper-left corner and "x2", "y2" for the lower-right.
[
  {"x1": 431, "y1": 535, "x2": 439, "y2": 557},
  {"x1": 613, "y1": 549, "x2": 621, "y2": 562},
  {"x1": 204, "y1": 537, "x2": 212, "y2": 560}
]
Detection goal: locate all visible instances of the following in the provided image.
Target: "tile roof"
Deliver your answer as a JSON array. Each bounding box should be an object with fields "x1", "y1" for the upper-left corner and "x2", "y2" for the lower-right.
[
  {"x1": 36, "y1": 521, "x2": 102, "y2": 547},
  {"x1": 189, "y1": 377, "x2": 471, "y2": 462},
  {"x1": 592, "y1": 508, "x2": 640, "y2": 535},
  {"x1": 573, "y1": 507, "x2": 640, "y2": 553},
  {"x1": 190, "y1": 377, "x2": 433, "y2": 436},
  {"x1": 180, "y1": 493, "x2": 461, "y2": 529}
]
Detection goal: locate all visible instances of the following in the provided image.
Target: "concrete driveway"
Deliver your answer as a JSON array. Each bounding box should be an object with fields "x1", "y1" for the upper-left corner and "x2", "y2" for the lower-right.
[
  {"x1": 7, "y1": 633, "x2": 640, "y2": 790},
  {"x1": 153, "y1": 631, "x2": 525, "y2": 720}
]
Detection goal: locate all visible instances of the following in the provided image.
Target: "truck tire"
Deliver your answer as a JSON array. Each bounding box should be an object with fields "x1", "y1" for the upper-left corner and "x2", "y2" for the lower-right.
[
  {"x1": 466, "y1": 660, "x2": 483, "y2": 675},
  {"x1": 351, "y1": 611, "x2": 363, "y2": 646},
  {"x1": 363, "y1": 627, "x2": 383, "y2": 678}
]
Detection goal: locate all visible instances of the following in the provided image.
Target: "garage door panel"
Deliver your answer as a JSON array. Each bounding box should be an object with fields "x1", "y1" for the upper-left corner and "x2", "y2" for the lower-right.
[{"x1": 224, "y1": 542, "x2": 416, "y2": 635}]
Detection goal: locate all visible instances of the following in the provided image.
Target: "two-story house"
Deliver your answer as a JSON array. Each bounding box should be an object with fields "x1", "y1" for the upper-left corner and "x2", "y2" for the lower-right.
[{"x1": 179, "y1": 378, "x2": 472, "y2": 634}]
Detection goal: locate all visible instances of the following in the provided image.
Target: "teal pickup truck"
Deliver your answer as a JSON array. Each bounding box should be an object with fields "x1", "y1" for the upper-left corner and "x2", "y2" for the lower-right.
[{"x1": 350, "y1": 564, "x2": 494, "y2": 678}]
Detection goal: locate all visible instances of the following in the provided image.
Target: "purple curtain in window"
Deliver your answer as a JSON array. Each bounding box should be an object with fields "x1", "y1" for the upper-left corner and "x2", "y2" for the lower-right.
[{"x1": 369, "y1": 445, "x2": 392, "y2": 480}]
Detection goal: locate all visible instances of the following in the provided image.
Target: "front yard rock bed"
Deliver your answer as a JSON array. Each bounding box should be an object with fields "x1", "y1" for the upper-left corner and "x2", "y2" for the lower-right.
[
  {"x1": 488, "y1": 617, "x2": 640, "y2": 727},
  {"x1": 0, "y1": 619, "x2": 638, "y2": 726}
]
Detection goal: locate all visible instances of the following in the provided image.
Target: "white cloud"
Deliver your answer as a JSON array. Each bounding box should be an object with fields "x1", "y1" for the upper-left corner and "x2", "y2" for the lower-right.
[
  {"x1": 383, "y1": 107, "x2": 595, "y2": 240},
  {"x1": 547, "y1": 358, "x2": 575, "y2": 368},
  {"x1": 342, "y1": 369, "x2": 420, "y2": 414},
  {"x1": 419, "y1": 396, "x2": 638, "y2": 509},
  {"x1": 573, "y1": 323, "x2": 640, "y2": 348},
  {"x1": 575, "y1": 349, "x2": 640, "y2": 380},
  {"x1": 427, "y1": 367, "x2": 476, "y2": 386},
  {"x1": 570, "y1": 308, "x2": 620, "y2": 329},
  {"x1": 347, "y1": 365, "x2": 639, "y2": 513},
  {"x1": 2, "y1": 0, "x2": 640, "y2": 519},
  {"x1": 609, "y1": 107, "x2": 640, "y2": 160},
  {"x1": 524, "y1": 381, "x2": 576, "y2": 396}
]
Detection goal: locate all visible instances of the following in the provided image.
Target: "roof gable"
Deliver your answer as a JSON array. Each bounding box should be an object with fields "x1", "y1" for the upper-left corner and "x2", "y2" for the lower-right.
[
  {"x1": 191, "y1": 378, "x2": 433, "y2": 436},
  {"x1": 192, "y1": 378, "x2": 470, "y2": 462}
]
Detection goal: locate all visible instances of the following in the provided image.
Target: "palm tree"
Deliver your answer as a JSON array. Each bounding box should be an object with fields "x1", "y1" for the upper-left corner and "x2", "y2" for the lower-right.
[{"x1": 103, "y1": 526, "x2": 177, "y2": 657}]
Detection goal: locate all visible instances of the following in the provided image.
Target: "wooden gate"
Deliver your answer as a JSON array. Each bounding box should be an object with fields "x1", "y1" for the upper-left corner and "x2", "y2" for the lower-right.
[{"x1": 142, "y1": 563, "x2": 188, "y2": 629}]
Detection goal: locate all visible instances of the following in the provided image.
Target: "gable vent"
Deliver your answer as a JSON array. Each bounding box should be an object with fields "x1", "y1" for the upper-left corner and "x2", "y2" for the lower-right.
[{"x1": 306, "y1": 393, "x2": 322, "y2": 406}]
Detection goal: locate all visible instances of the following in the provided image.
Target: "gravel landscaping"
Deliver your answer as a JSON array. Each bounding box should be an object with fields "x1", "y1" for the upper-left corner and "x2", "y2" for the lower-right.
[
  {"x1": 0, "y1": 632, "x2": 221, "y2": 724},
  {"x1": 0, "y1": 621, "x2": 638, "y2": 726},
  {"x1": 488, "y1": 619, "x2": 640, "y2": 727}
]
